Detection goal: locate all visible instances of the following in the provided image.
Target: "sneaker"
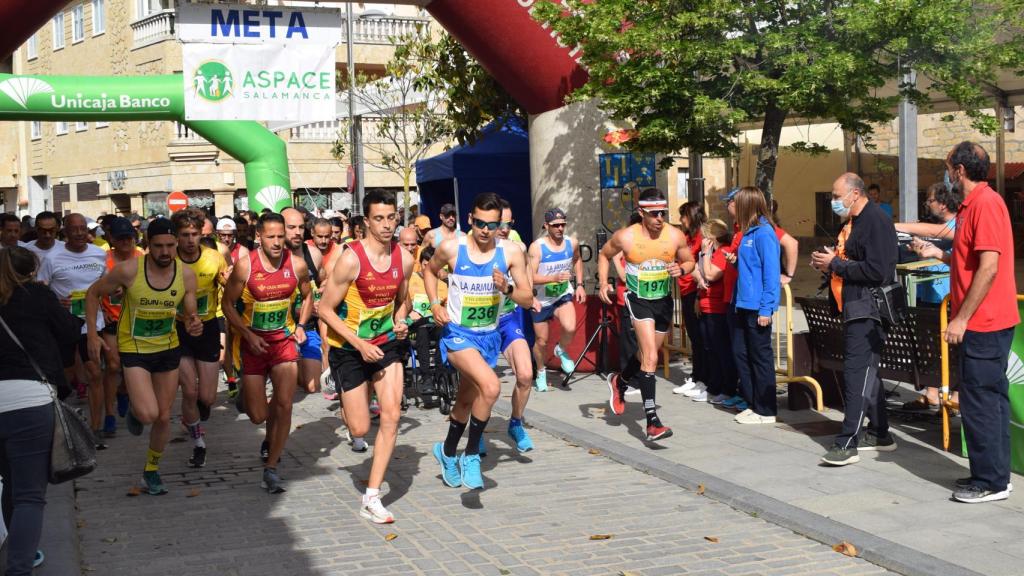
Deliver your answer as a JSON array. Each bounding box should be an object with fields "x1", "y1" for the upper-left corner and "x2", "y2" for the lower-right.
[
  {"x1": 607, "y1": 373, "x2": 625, "y2": 415},
  {"x1": 554, "y1": 344, "x2": 576, "y2": 374},
  {"x1": 735, "y1": 411, "x2": 776, "y2": 424},
  {"x1": 141, "y1": 470, "x2": 168, "y2": 495},
  {"x1": 722, "y1": 395, "x2": 744, "y2": 408},
  {"x1": 508, "y1": 421, "x2": 535, "y2": 452},
  {"x1": 234, "y1": 381, "x2": 246, "y2": 414},
  {"x1": 318, "y1": 368, "x2": 335, "y2": 398},
  {"x1": 733, "y1": 400, "x2": 750, "y2": 412},
  {"x1": 322, "y1": 390, "x2": 339, "y2": 401},
  {"x1": 459, "y1": 453, "x2": 484, "y2": 489},
  {"x1": 953, "y1": 484, "x2": 1010, "y2": 503},
  {"x1": 261, "y1": 468, "x2": 286, "y2": 494},
  {"x1": 351, "y1": 437, "x2": 368, "y2": 453},
  {"x1": 94, "y1": 436, "x2": 108, "y2": 451},
  {"x1": 691, "y1": 390, "x2": 709, "y2": 402},
  {"x1": 432, "y1": 442, "x2": 462, "y2": 488},
  {"x1": 370, "y1": 398, "x2": 381, "y2": 419},
  {"x1": 955, "y1": 477, "x2": 1014, "y2": 492},
  {"x1": 103, "y1": 414, "x2": 117, "y2": 438},
  {"x1": 735, "y1": 408, "x2": 753, "y2": 418},
  {"x1": 126, "y1": 406, "x2": 144, "y2": 436},
  {"x1": 534, "y1": 370, "x2": 548, "y2": 392},
  {"x1": 478, "y1": 436, "x2": 487, "y2": 457},
  {"x1": 709, "y1": 393, "x2": 730, "y2": 405},
  {"x1": 260, "y1": 439, "x2": 269, "y2": 463},
  {"x1": 116, "y1": 393, "x2": 129, "y2": 417},
  {"x1": 226, "y1": 379, "x2": 238, "y2": 399},
  {"x1": 682, "y1": 383, "x2": 706, "y2": 398},
  {"x1": 33, "y1": 550, "x2": 45, "y2": 568},
  {"x1": 189, "y1": 446, "x2": 207, "y2": 468},
  {"x1": 859, "y1": 431, "x2": 897, "y2": 452},
  {"x1": 673, "y1": 379, "x2": 697, "y2": 395},
  {"x1": 197, "y1": 400, "x2": 211, "y2": 422},
  {"x1": 624, "y1": 386, "x2": 641, "y2": 396},
  {"x1": 646, "y1": 424, "x2": 673, "y2": 441},
  {"x1": 360, "y1": 495, "x2": 395, "y2": 524},
  {"x1": 821, "y1": 446, "x2": 860, "y2": 466}
]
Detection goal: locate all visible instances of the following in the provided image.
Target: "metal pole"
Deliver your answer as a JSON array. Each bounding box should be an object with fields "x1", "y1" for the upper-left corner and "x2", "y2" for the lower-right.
[
  {"x1": 346, "y1": 3, "x2": 364, "y2": 214},
  {"x1": 897, "y1": 69, "x2": 918, "y2": 223},
  {"x1": 688, "y1": 150, "x2": 704, "y2": 205},
  {"x1": 996, "y1": 100, "x2": 1007, "y2": 196},
  {"x1": 452, "y1": 177, "x2": 461, "y2": 233}
]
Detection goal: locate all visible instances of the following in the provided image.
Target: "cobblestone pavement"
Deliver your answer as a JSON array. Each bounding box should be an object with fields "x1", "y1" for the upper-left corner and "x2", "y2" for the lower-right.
[{"x1": 72, "y1": 381, "x2": 895, "y2": 576}]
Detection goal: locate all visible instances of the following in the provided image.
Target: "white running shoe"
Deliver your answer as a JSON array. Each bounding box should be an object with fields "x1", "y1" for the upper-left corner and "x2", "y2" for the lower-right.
[
  {"x1": 360, "y1": 495, "x2": 394, "y2": 524},
  {"x1": 624, "y1": 386, "x2": 641, "y2": 396},
  {"x1": 352, "y1": 437, "x2": 368, "y2": 453},
  {"x1": 682, "y1": 382, "x2": 706, "y2": 398},
  {"x1": 691, "y1": 390, "x2": 709, "y2": 402},
  {"x1": 672, "y1": 379, "x2": 697, "y2": 395}
]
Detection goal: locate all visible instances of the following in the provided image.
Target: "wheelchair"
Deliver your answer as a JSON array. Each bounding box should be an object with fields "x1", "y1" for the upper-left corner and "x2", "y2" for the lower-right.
[{"x1": 405, "y1": 317, "x2": 459, "y2": 415}]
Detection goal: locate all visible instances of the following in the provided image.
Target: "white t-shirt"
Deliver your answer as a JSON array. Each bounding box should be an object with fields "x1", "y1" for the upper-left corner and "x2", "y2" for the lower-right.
[
  {"x1": 25, "y1": 239, "x2": 65, "y2": 261},
  {"x1": 38, "y1": 243, "x2": 107, "y2": 333}
]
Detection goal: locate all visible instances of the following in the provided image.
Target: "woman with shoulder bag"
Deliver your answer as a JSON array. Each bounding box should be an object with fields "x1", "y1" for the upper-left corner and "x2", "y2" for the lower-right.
[{"x1": 0, "y1": 247, "x2": 82, "y2": 576}]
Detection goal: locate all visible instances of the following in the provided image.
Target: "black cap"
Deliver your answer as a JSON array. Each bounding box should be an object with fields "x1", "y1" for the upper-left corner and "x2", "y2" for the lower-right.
[
  {"x1": 147, "y1": 218, "x2": 174, "y2": 240},
  {"x1": 544, "y1": 208, "x2": 567, "y2": 223},
  {"x1": 109, "y1": 217, "x2": 135, "y2": 240},
  {"x1": 439, "y1": 203, "x2": 456, "y2": 216}
]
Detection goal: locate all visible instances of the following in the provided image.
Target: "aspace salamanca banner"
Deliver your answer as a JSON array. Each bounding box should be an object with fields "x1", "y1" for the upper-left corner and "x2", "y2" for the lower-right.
[
  {"x1": 182, "y1": 43, "x2": 335, "y2": 122},
  {"x1": 176, "y1": 2, "x2": 342, "y2": 45}
]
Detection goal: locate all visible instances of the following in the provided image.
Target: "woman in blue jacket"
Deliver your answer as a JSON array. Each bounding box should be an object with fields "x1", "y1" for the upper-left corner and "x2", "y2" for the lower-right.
[{"x1": 732, "y1": 187, "x2": 781, "y2": 424}]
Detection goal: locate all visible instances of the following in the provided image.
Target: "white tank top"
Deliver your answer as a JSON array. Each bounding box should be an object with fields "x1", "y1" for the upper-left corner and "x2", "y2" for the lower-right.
[
  {"x1": 534, "y1": 238, "x2": 574, "y2": 307},
  {"x1": 446, "y1": 237, "x2": 508, "y2": 332}
]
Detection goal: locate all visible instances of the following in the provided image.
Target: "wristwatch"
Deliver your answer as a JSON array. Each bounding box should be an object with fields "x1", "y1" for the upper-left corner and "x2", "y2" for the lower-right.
[{"x1": 504, "y1": 283, "x2": 514, "y2": 295}]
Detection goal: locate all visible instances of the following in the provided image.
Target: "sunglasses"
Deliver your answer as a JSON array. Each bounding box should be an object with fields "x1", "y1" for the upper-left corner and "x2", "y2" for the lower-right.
[
  {"x1": 499, "y1": 221, "x2": 514, "y2": 230},
  {"x1": 548, "y1": 222, "x2": 567, "y2": 228},
  {"x1": 472, "y1": 218, "x2": 500, "y2": 231},
  {"x1": 643, "y1": 209, "x2": 668, "y2": 219}
]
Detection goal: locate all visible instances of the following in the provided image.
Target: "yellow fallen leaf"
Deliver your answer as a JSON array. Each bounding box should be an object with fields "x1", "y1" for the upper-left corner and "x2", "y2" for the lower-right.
[
  {"x1": 589, "y1": 534, "x2": 613, "y2": 540},
  {"x1": 697, "y1": 484, "x2": 705, "y2": 495},
  {"x1": 77, "y1": 520, "x2": 87, "y2": 528},
  {"x1": 186, "y1": 488, "x2": 201, "y2": 498},
  {"x1": 619, "y1": 572, "x2": 641, "y2": 576},
  {"x1": 833, "y1": 541, "x2": 858, "y2": 557},
  {"x1": 126, "y1": 486, "x2": 142, "y2": 497},
  {"x1": 588, "y1": 448, "x2": 601, "y2": 455},
  {"x1": 101, "y1": 537, "x2": 117, "y2": 544},
  {"x1": 704, "y1": 536, "x2": 719, "y2": 543},
  {"x1": 385, "y1": 533, "x2": 398, "y2": 541}
]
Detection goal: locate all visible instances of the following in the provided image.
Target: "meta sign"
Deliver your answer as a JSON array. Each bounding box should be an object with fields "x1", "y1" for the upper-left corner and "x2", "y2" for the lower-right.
[{"x1": 176, "y1": 3, "x2": 342, "y2": 44}]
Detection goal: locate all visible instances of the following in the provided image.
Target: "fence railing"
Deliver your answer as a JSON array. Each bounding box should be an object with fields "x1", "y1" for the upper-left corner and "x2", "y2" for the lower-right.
[{"x1": 131, "y1": 9, "x2": 175, "y2": 49}]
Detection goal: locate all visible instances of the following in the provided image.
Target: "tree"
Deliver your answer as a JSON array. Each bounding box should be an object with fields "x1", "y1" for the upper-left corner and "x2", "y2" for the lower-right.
[{"x1": 534, "y1": 0, "x2": 1024, "y2": 197}]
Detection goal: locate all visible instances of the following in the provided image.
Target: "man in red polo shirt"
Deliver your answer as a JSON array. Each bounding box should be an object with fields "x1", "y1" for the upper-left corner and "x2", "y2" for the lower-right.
[{"x1": 919, "y1": 141, "x2": 1019, "y2": 504}]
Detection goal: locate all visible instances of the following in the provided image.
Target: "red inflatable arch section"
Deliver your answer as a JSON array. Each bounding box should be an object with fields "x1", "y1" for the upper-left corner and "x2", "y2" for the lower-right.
[{"x1": 0, "y1": 0, "x2": 588, "y2": 115}]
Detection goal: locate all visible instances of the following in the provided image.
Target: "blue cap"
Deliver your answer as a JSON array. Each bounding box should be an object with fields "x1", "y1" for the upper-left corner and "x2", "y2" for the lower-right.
[
  {"x1": 108, "y1": 217, "x2": 135, "y2": 239},
  {"x1": 721, "y1": 187, "x2": 739, "y2": 203}
]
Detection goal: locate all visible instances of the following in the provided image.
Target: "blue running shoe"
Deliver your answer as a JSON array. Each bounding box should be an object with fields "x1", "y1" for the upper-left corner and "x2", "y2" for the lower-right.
[
  {"x1": 116, "y1": 393, "x2": 129, "y2": 418},
  {"x1": 459, "y1": 453, "x2": 484, "y2": 490},
  {"x1": 554, "y1": 344, "x2": 576, "y2": 374},
  {"x1": 103, "y1": 414, "x2": 117, "y2": 438},
  {"x1": 479, "y1": 435, "x2": 487, "y2": 457},
  {"x1": 33, "y1": 550, "x2": 45, "y2": 568},
  {"x1": 534, "y1": 370, "x2": 548, "y2": 392},
  {"x1": 141, "y1": 470, "x2": 167, "y2": 495},
  {"x1": 432, "y1": 442, "x2": 462, "y2": 488},
  {"x1": 734, "y1": 400, "x2": 750, "y2": 412},
  {"x1": 508, "y1": 421, "x2": 534, "y2": 453},
  {"x1": 722, "y1": 395, "x2": 744, "y2": 408}
]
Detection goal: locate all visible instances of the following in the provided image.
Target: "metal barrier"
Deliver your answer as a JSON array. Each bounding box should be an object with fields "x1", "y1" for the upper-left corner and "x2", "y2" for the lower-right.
[
  {"x1": 661, "y1": 281, "x2": 687, "y2": 378},
  {"x1": 774, "y1": 284, "x2": 825, "y2": 411}
]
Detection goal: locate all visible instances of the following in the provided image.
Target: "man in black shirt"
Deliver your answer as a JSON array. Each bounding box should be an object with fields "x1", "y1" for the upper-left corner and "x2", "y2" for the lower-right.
[{"x1": 811, "y1": 173, "x2": 898, "y2": 466}]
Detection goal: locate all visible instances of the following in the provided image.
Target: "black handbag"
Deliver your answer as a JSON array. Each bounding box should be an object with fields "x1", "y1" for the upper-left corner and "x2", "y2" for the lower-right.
[{"x1": 0, "y1": 315, "x2": 97, "y2": 484}]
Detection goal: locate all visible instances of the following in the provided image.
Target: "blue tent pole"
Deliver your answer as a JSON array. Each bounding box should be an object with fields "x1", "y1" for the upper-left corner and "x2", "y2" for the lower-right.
[{"x1": 453, "y1": 176, "x2": 462, "y2": 233}]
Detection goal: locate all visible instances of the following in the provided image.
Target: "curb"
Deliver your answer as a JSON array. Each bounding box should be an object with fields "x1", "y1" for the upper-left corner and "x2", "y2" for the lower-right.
[
  {"x1": 493, "y1": 399, "x2": 983, "y2": 576},
  {"x1": 36, "y1": 481, "x2": 80, "y2": 576}
]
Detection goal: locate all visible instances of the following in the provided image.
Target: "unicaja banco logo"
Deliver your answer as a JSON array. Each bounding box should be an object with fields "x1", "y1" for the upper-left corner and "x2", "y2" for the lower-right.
[
  {"x1": 0, "y1": 77, "x2": 55, "y2": 109},
  {"x1": 192, "y1": 60, "x2": 233, "y2": 102}
]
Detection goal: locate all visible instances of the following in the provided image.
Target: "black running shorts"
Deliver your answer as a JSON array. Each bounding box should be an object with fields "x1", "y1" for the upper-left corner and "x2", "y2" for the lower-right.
[
  {"x1": 327, "y1": 339, "x2": 407, "y2": 393},
  {"x1": 624, "y1": 293, "x2": 674, "y2": 334}
]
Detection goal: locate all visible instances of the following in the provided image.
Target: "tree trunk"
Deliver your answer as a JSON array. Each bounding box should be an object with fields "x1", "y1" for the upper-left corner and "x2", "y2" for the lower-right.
[
  {"x1": 754, "y1": 104, "x2": 788, "y2": 203},
  {"x1": 403, "y1": 170, "x2": 411, "y2": 224}
]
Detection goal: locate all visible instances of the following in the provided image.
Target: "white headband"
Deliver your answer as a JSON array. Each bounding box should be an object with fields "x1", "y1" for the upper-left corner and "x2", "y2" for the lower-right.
[{"x1": 638, "y1": 200, "x2": 668, "y2": 209}]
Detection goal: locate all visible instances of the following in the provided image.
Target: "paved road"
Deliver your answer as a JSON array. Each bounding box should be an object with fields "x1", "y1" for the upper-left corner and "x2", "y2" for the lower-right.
[{"x1": 67, "y1": 382, "x2": 894, "y2": 576}]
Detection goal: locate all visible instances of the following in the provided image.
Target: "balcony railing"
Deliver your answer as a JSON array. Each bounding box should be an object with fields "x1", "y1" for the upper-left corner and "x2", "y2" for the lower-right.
[
  {"x1": 171, "y1": 122, "x2": 208, "y2": 144},
  {"x1": 341, "y1": 16, "x2": 430, "y2": 45},
  {"x1": 131, "y1": 9, "x2": 175, "y2": 49},
  {"x1": 290, "y1": 121, "x2": 343, "y2": 143}
]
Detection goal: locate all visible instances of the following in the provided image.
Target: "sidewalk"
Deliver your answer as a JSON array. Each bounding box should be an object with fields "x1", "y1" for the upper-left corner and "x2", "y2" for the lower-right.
[
  {"x1": 512, "y1": 362, "x2": 1024, "y2": 576},
  {"x1": 56, "y1": 382, "x2": 894, "y2": 576}
]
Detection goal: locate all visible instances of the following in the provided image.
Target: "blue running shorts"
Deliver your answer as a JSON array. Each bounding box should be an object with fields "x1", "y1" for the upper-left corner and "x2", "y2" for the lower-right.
[
  {"x1": 299, "y1": 326, "x2": 323, "y2": 361},
  {"x1": 440, "y1": 322, "x2": 501, "y2": 368}
]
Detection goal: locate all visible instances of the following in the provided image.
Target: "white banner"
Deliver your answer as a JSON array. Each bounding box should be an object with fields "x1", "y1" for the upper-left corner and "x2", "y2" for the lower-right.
[
  {"x1": 177, "y1": 2, "x2": 342, "y2": 45},
  {"x1": 183, "y1": 43, "x2": 336, "y2": 122}
]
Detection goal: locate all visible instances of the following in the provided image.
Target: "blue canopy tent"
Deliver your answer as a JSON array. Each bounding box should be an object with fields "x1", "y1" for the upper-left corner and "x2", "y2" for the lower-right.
[{"x1": 416, "y1": 120, "x2": 533, "y2": 243}]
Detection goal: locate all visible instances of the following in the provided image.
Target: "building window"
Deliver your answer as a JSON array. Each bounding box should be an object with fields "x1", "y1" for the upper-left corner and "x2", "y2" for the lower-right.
[
  {"x1": 30, "y1": 121, "x2": 42, "y2": 140},
  {"x1": 95, "y1": 121, "x2": 109, "y2": 129},
  {"x1": 56, "y1": 121, "x2": 68, "y2": 135},
  {"x1": 53, "y1": 12, "x2": 65, "y2": 50},
  {"x1": 27, "y1": 34, "x2": 37, "y2": 59},
  {"x1": 137, "y1": 0, "x2": 168, "y2": 19},
  {"x1": 72, "y1": 4, "x2": 85, "y2": 43},
  {"x1": 92, "y1": 0, "x2": 105, "y2": 35},
  {"x1": 76, "y1": 121, "x2": 88, "y2": 132}
]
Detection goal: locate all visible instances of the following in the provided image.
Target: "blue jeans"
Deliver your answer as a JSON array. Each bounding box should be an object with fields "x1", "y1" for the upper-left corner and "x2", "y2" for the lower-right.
[{"x1": 1, "y1": 402, "x2": 54, "y2": 576}]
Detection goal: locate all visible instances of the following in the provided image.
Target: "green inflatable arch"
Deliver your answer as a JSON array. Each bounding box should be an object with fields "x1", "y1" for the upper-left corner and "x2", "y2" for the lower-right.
[{"x1": 0, "y1": 73, "x2": 292, "y2": 212}]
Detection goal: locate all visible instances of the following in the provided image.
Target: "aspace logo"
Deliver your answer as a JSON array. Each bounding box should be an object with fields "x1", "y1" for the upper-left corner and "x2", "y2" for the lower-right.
[
  {"x1": 238, "y1": 68, "x2": 332, "y2": 102},
  {"x1": 192, "y1": 60, "x2": 233, "y2": 103}
]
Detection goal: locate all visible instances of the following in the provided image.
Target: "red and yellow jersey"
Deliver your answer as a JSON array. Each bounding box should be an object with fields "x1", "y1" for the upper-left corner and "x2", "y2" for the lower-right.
[
  {"x1": 326, "y1": 241, "x2": 404, "y2": 349},
  {"x1": 101, "y1": 248, "x2": 143, "y2": 322},
  {"x1": 240, "y1": 249, "x2": 298, "y2": 340}
]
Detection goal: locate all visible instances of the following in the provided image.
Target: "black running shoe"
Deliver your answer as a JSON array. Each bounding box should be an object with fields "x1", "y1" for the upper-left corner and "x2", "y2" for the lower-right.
[
  {"x1": 189, "y1": 446, "x2": 207, "y2": 468},
  {"x1": 260, "y1": 440, "x2": 269, "y2": 463},
  {"x1": 126, "y1": 406, "x2": 144, "y2": 436},
  {"x1": 235, "y1": 382, "x2": 245, "y2": 414},
  {"x1": 197, "y1": 400, "x2": 211, "y2": 422}
]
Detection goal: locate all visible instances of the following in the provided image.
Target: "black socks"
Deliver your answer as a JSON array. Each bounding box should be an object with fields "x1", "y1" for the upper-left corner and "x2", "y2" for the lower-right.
[
  {"x1": 443, "y1": 418, "x2": 467, "y2": 457},
  {"x1": 465, "y1": 416, "x2": 489, "y2": 456},
  {"x1": 636, "y1": 371, "x2": 661, "y2": 426},
  {"x1": 621, "y1": 356, "x2": 641, "y2": 388}
]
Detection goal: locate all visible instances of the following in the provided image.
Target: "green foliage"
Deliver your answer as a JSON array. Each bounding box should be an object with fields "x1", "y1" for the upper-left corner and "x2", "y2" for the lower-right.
[{"x1": 534, "y1": 0, "x2": 1024, "y2": 195}]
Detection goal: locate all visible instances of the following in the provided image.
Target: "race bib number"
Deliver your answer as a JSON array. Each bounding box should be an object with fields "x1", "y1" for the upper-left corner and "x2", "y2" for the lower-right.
[
  {"x1": 70, "y1": 289, "x2": 87, "y2": 318},
  {"x1": 413, "y1": 293, "x2": 432, "y2": 317},
  {"x1": 131, "y1": 308, "x2": 174, "y2": 339},
  {"x1": 178, "y1": 291, "x2": 210, "y2": 317},
  {"x1": 108, "y1": 290, "x2": 123, "y2": 306},
  {"x1": 637, "y1": 269, "x2": 670, "y2": 299},
  {"x1": 501, "y1": 295, "x2": 516, "y2": 315},
  {"x1": 313, "y1": 288, "x2": 323, "y2": 303},
  {"x1": 357, "y1": 304, "x2": 395, "y2": 340},
  {"x1": 544, "y1": 281, "x2": 568, "y2": 298},
  {"x1": 460, "y1": 294, "x2": 499, "y2": 328},
  {"x1": 251, "y1": 299, "x2": 289, "y2": 331}
]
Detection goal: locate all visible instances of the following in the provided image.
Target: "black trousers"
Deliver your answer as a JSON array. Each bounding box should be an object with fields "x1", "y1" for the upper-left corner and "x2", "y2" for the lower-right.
[
  {"x1": 734, "y1": 309, "x2": 777, "y2": 416},
  {"x1": 834, "y1": 318, "x2": 888, "y2": 449},
  {"x1": 681, "y1": 291, "x2": 706, "y2": 383},
  {"x1": 618, "y1": 304, "x2": 638, "y2": 373},
  {"x1": 699, "y1": 312, "x2": 734, "y2": 397},
  {"x1": 960, "y1": 327, "x2": 1014, "y2": 491},
  {"x1": 726, "y1": 306, "x2": 747, "y2": 400}
]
